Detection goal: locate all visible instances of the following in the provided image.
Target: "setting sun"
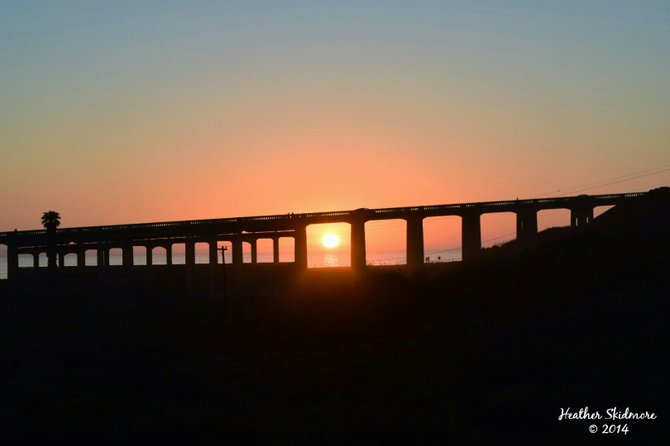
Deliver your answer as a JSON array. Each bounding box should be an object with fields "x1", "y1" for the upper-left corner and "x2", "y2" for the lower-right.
[{"x1": 321, "y1": 232, "x2": 341, "y2": 249}]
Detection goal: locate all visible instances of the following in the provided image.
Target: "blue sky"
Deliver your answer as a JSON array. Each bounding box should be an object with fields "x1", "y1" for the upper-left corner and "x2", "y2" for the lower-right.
[{"x1": 1, "y1": 1, "x2": 669, "y2": 229}]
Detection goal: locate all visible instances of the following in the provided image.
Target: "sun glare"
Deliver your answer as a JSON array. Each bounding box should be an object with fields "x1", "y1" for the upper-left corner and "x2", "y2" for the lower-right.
[{"x1": 322, "y1": 232, "x2": 341, "y2": 249}]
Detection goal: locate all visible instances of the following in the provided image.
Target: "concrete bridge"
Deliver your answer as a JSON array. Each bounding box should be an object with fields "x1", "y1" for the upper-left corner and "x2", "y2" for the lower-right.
[{"x1": 0, "y1": 191, "x2": 648, "y2": 281}]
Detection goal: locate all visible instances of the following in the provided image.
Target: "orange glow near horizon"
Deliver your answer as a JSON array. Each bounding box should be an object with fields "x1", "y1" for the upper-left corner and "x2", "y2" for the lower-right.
[
  {"x1": 1, "y1": 3, "x2": 669, "y2": 242},
  {"x1": 307, "y1": 223, "x2": 350, "y2": 268}
]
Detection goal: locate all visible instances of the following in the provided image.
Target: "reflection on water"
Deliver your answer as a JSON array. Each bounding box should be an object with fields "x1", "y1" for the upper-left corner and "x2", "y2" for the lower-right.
[{"x1": 323, "y1": 254, "x2": 339, "y2": 268}]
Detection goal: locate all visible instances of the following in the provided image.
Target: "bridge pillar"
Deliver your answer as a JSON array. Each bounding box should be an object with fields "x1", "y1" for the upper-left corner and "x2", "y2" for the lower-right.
[
  {"x1": 406, "y1": 217, "x2": 424, "y2": 270},
  {"x1": 583, "y1": 207, "x2": 593, "y2": 226},
  {"x1": 185, "y1": 240, "x2": 195, "y2": 265},
  {"x1": 33, "y1": 252, "x2": 39, "y2": 268},
  {"x1": 209, "y1": 240, "x2": 218, "y2": 265},
  {"x1": 350, "y1": 219, "x2": 367, "y2": 271},
  {"x1": 207, "y1": 240, "x2": 218, "y2": 300},
  {"x1": 77, "y1": 247, "x2": 86, "y2": 267},
  {"x1": 97, "y1": 246, "x2": 105, "y2": 267},
  {"x1": 146, "y1": 246, "x2": 153, "y2": 266},
  {"x1": 516, "y1": 210, "x2": 538, "y2": 249},
  {"x1": 7, "y1": 233, "x2": 18, "y2": 280},
  {"x1": 47, "y1": 248, "x2": 57, "y2": 268},
  {"x1": 571, "y1": 207, "x2": 593, "y2": 232},
  {"x1": 273, "y1": 237, "x2": 280, "y2": 263},
  {"x1": 251, "y1": 239, "x2": 258, "y2": 264},
  {"x1": 58, "y1": 251, "x2": 65, "y2": 268},
  {"x1": 294, "y1": 225, "x2": 308, "y2": 269},
  {"x1": 166, "y1": 244, "x2": 173, "y2": 265},
  {"x1": 232, "y1": 238, "x2": 243, "y2": 265},
  {"x1": 461, "y1": 212, "x2": 481, "y2": 262},
  {"x1": 122, "y1": 245, "x2": 134, "y2": 266},
  {"x1": 46, "y1": 230, "x2": 57, "y2": 269}
]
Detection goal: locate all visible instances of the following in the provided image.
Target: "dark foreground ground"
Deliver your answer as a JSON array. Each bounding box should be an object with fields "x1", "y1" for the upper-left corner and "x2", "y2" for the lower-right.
[{"x1": 1, "y1": 194, "x2": 669, "y2": 444}]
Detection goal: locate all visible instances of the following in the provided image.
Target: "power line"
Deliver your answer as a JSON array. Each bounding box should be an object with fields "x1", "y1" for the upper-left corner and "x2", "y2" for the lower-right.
[{"x1": 546, "y1": 164, "x2": 670, "y2": 197}]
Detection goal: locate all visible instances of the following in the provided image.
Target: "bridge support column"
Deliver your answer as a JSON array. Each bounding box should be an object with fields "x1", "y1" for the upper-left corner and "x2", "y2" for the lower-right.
[
  {"x1": 571, "y1": 207, "x2": 593, "y2": 232},
  {"x1": 166, "y1": 244, "x2": 173, "y2": 265},
  {"x1": 47, "y1": 249, "x2": 57, "y2": 268},
  {"x1": 406, "y1": 217, "x2": 424, "y2": 270},
  {"x1": 146, "y1": 246, "x2": 153, "y2": 266},
  {"x1": 209, "y1": 241, "x2": 218, "y2": 265},
  {"x1": 58, "y1": 251, "x2": 65, "y2": 268},
  {"x1": 185, "y1": 240, "x2": 195, "y2": 265},
  {"x1": 77, "y1": 247, "x2": 86, "y2": 267},
  {"x1": 251, "y1": 239, "x2": 258, "y2": 264},
  {"x1": 46, "y1": 231, "x2": 56, "y2": 269},
  {"x1": 207, "y1": 240, "x2": 218, "y2": 300},
  {"x1": 232, "y1": 239, "x2": 243, "y2": 265},
  {"x1": 97, "y1": 246, "x2": 105, "y2": 267},
  {"x1": 461, "y1": 213, "x2": 481, "y2": 262},
  {"x1": 273, "y1": 237, "x2": 280, "y2": 263},
  {"x1": 7, "y1": 234, "x2": 18, "y2": 280},
  {"x1": 122, "y1": 245, "x2": 133, "y2": 266},
  {"x1": 350, "y1": 219, "x2": 366, "y2": 272},
  {"x1": 33, "y1": 252, "x2": 39, "y2": 268},
  {"x1": 294, "y1": 225, "x2": 307, "y2": 270},
  {"x1": 516, "y1": 210, "x2": 538, "y2": 249}
]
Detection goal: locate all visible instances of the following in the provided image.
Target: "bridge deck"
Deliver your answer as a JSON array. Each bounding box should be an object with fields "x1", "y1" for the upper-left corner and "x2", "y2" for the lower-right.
[{"x1": 0, "y1": 191, "x2": 646, "y2": 245}]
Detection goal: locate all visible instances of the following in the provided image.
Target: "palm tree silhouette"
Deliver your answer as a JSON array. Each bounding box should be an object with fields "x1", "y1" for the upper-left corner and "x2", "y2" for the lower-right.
[
  {"x1": 42, "y1": 211, "x2": 60, "y2": 267},
  {"x1": 41, "y1": 211, "x2": 61, "y2": 231}
]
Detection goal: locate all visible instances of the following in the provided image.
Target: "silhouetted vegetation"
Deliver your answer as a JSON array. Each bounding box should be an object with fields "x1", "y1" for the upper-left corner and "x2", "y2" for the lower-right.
[
  {"x1": 41, "y1": 210, "x2": 60, "y2": 268},
  {"x1": 41, "y1": 210, "x2": 61, "y2": 231}
]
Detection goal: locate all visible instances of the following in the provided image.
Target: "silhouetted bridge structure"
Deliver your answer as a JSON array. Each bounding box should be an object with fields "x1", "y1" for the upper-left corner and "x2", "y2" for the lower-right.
[{"x1": 0, "y1": 191, "x2": 648, "y2": 281}]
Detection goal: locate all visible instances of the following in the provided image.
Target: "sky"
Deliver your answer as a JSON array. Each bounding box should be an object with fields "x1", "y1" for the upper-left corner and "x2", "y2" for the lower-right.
[{"x1": 2, "y1": 1, "x2": 669, "y2": 246}]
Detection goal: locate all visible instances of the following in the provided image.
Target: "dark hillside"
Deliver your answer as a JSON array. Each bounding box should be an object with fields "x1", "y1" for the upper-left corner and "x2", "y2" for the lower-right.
[{"x1": 1, "y1": 192, "x2": 669, "y2": 444}]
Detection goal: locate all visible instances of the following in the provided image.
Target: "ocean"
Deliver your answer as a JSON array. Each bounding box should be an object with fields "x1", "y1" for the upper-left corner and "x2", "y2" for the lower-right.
[{"x1": 0, "y1": 249, "x2": 464, "y2": 280}]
